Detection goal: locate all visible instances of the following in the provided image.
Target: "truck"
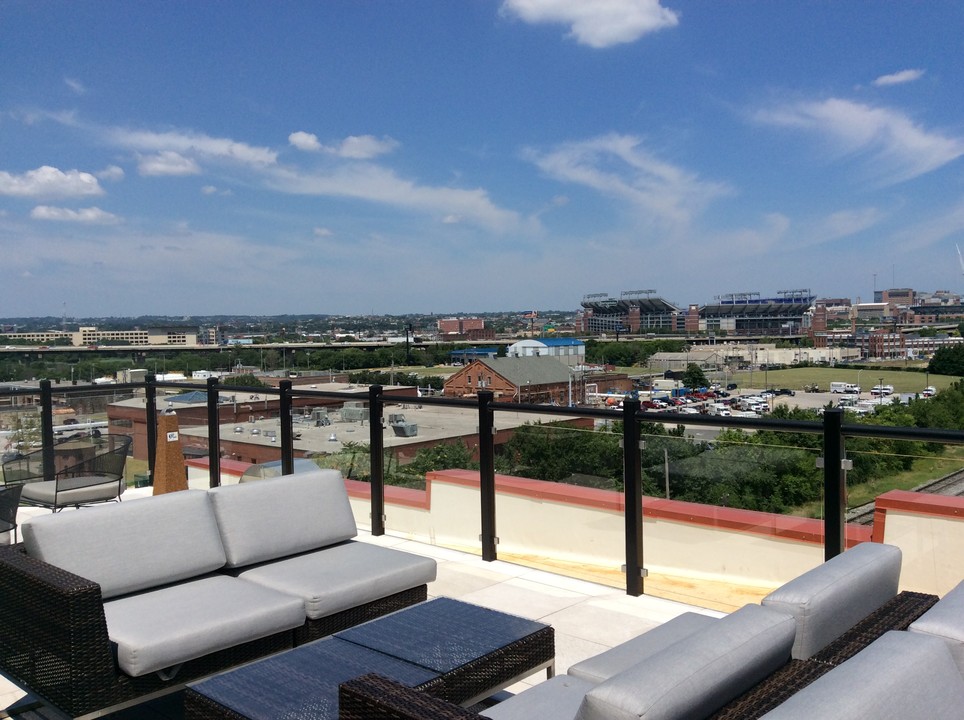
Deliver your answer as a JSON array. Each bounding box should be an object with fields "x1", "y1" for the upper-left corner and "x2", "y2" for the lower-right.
[{"x1": 830, "y1": 382, "x2": 861, "y2": 394}]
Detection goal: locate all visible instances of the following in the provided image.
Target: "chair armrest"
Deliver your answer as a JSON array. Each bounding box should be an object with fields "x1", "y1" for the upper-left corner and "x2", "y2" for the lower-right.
[
  {"x1": 0, "y1": 545, "x2": 117, "y2": 714},
  {"x1": 339, "y1": 674, "x2": 484, "y2": 720}
]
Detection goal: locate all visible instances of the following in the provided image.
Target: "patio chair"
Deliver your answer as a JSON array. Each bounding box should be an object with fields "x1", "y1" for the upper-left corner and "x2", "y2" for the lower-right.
[
  {"x1": 1, "y1": 434, "x2": 132, "y2": 512},
  {"x1": 0, "y1": 484, "x2": 22, "y2": 543}
]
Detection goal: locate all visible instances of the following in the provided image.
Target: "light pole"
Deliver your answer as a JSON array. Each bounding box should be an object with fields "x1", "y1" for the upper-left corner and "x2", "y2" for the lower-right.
[{"x1": 764, "y1": 350, "x2": 769, "y2": 392}]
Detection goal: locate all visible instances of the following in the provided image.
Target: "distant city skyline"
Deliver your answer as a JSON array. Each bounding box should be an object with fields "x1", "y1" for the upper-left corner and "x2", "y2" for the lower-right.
[{"x1": 2, "y1": 2, "x2": 963, "y2": 317}]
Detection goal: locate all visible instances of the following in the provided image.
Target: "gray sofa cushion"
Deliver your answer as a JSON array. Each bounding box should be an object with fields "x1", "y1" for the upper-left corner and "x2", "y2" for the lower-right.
[
  {"x1": 234, "y1": 540, "x2": 437, "y2": 619},
  {"x1": 104, "y1": 575, "x2": 305, "y2": 677},
  {"x1": 909, "y1": 578, "x2": 964, "y2": 675},
  {"x1": 761, "y1": 631, "x2": 964, "y2": 719},
  {"x1": 762, "y1": 541, "x2": 900, "y2": 659},
  {"x1": 575, "y1": 604, "x2": 795, "y2": 720},
  {"x1": 208, "y1": 469, "x2": 357, "y2": 568},
  {"x1": 481, "y1": 675, "x2": 596, "y2": 720},
  {"x1": 19, "y1": 475, "x2": 125, "y2": 506},
  {"x1": 569, "y1": 612, "x2": 718, "y2": 684},
  {"x1": 22, "y1": 490, "x2": 226, "y2": 599}
]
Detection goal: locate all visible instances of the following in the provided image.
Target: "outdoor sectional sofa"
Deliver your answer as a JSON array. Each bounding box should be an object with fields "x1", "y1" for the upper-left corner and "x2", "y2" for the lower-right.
[
  {"x1": 338, "y1": 542, "x2": 963, "y2": 720},
  {"x1": 0, "y1": 469, "x2": 437, "y2": 717}
]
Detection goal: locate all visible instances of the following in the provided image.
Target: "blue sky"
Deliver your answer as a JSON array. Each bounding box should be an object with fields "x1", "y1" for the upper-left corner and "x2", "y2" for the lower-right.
[{"x1": 2, "y1": 1, "x2": 963, "y2": 318}]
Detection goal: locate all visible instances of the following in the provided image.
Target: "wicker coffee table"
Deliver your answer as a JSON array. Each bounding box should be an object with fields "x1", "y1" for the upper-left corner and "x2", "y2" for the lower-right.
[{"x1": 185, "y1": 597, "x2": 554, "y2": 719}]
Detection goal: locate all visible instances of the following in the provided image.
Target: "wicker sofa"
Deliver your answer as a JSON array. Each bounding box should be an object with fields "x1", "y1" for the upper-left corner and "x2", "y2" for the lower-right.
[
  {"x1": 337, "y1": 542, "x2": 949, "y2": 720},
  {"x1": 0, "y1": 469, "x2": 436, "y2": 717}
]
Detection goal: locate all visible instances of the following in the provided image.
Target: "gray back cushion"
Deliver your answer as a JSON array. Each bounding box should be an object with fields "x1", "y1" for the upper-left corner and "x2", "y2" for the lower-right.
[
  {"x1": 762, "y1": 541, "x2": 900, "y2": 659},
  {"x1": 761, "y1": 631, "x2": 964, "y2": 719},
  {"x1": 22, "y1": 490, "x2": 226, "y2": 599},
  {"x1": 208, "y1": 469, "x2": 357, "y2": 568},
  {"x1": 575, "y1": 604, "x2": 795, "y2": 720},
  {"x1": 909, "y1": 578, "x2": 964, "y2": 676}
]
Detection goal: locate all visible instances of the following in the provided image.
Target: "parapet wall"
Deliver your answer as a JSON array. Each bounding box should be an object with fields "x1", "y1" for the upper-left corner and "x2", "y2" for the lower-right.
[{"x1": 187, "y1": 460, "x2": 958, "y2": 596}]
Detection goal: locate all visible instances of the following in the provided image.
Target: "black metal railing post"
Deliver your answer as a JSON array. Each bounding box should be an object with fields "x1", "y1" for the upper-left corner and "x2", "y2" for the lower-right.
[
  {"x1": 207, "y1": 377, "x2": 221, "y2": 487},
  {"x1": 368, "y1": 385, "x2": 386, "y2": 536},
  {"x1": 822, "y1": 408, "x2": 846, "y2": 560},
  {"x1": 478, "y1": 390, "x2": 497, "y2": 562},
  {"x1": 622, "y1": 398, "x2": 644, "y2": 596},
  {"x1": 279, "y1": 380, "x2": 294, "y2": 475},
  {"x1": 145, "y1": 374, "x2": 158, "y2": 483},
  {"x1": 39, "y1": 379, "x2": 55, "y2": 483}
]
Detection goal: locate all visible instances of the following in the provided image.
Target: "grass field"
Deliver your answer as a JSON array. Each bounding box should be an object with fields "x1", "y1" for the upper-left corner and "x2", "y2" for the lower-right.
[{"x1": 791, "y1": 445, "x2": 964, "y2": 517}]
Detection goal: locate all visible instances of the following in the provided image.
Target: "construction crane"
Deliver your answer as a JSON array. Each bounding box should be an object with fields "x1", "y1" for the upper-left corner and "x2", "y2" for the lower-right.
[{"x1": 958, "y1": 244, "x2": 964, "y2": 276}]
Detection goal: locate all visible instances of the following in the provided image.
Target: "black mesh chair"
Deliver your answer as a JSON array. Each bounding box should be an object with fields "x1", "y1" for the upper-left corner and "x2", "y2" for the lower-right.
[
  {"x1": 1, "y1": 434, "x2": 132, "y2": 512},
  {"x1": 0, "y1": 484, "x2": 22, "y2": 543}
]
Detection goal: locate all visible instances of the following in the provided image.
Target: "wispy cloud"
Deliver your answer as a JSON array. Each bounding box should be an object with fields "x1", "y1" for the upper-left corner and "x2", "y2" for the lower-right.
[
  {"x1": 97, "y1": 165, "x2": 125, "y2": 181},
  {"x1": 708, "y1": 213, "x2": 790, "y2": 257},
  {"x1": 525, "y1": 133, "x2": 730, "y2": 230},
  {"x1": 501, "y1": 0, "x2": 678, "y2": 48},
  {"x1": 108, "y1": 127, "x2": 278, "y2": 167},
  {"x1": 92, "y1": 119, "x2": 520, "y2": 232},
  {"x1": 30, "y1": 205, "x2": 120, "y2": 224},
  {"x1": 290, "y1": 131, "x2": 400, "y2": 159},
  {"x1": 810, "y1": 207, "x2": 884, "y2": 245},
  {"x1": 137, "y1": 151, "x2": 201, "y2": 176},
  {"x1": 268, "y1": 163, "x2": 523, "y2": 233},
  {"x1": 64, "y1": 77, "x2": 86, "y2": 95},
  {"x1": 0, "y1": 166, "x2": 104, "y2": 198},
  {"x1": 754, "y1": 98, "x2": 964, "y2": 184},
  {"x1": 873, "y1": 69, "x2": 925, "y2": 87}
]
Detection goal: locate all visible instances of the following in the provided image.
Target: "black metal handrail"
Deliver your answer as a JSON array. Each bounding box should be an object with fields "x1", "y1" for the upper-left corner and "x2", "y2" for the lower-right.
[{"x1": 11, "y1": 377, "x2": 964, "y2": 597}]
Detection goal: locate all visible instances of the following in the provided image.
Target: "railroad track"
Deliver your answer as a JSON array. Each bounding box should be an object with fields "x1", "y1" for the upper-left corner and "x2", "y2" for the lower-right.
[{"x1": 847, "y1": 468, "x2": 964, "y2": 525}]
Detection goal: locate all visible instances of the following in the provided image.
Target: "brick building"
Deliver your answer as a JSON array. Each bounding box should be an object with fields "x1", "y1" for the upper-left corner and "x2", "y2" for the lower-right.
[{"x1": 443, "y1": 357, "x2": 576, "y2": 405}]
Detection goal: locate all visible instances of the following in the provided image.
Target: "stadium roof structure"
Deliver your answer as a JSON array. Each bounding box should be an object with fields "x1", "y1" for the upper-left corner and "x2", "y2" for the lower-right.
[
  {"x1": 580, "y1": 295, "x2": 680, "y2": 315},
  {"x1": 702, "y1": 290, "x2": 815, "y2": 318}
]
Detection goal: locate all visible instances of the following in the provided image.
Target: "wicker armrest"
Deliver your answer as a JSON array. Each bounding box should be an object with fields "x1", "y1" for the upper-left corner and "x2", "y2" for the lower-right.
[
  {"x1": 339, "y1": 673, "x2": 484, "y2": 720},
  {"x1": 0, "y1": 544, "x2": 117, "y2": 714}
]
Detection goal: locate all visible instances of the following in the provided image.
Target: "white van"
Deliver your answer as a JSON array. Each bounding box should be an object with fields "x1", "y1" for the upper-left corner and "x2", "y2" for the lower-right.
[
  {"x1": 830, "y1": 382, "x2": 848, "y2": 393},
  {"x1": 707, "y1": 403, "x2": 731, "y2": 416}
]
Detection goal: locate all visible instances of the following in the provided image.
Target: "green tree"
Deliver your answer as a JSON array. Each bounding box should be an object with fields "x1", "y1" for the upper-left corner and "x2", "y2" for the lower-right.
[
  {"x1": 391, "y1": 440, "x2": 478, "y2": 487},
  {"x1": 928, "y1": 345, "x2": 964, "y2": 376},
  {"x1": 221, "y1": 374, "x2": 268, "y2": 388},
  {"x1": 682, "y1": 363, "x2": 709, "y2": 389}
]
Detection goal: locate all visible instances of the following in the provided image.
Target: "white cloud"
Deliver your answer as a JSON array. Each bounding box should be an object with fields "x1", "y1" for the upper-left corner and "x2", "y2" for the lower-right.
[
  {"x1": 326, "y1": 135, "x2": 400, "y2": 159},
  {"x1": 137, "y1": 151, "x2": 201, "y2": 176},
  {"x1": 813, "y1": 207, "x2": 883, "y2": 244},
  {"x1": 709, "y1": 213, "x2": 790, "y2": 257},
  {"x1": 201, "y1": 185, "x2": 218, "y2": 195},
  {"x1": 30, "y1": 205, "x2": 120, "y2": 224},
  {"x1": 313, "y1": 227, "x2": 333, "y2": 237},
  {"x1": 525, "y1": 133, "x2": 730, "y2": 229},
  {"x1": 873, "y1": 69, "x2": 925, "y2": 87},
  {"x1": 754, "y1": 98, "x2": 964, "y2": 184},
  {"x1": 289, "y1": 131, "x2": 322, "y2": 152},
  {"x1": 502, "y1": 0, "x2": 678, "y2": 48},
  {"x1": 97, "y1": 165, "x2": 125, "y2": 181},
  {"x1": 0, "y1": 166, "x2": 104, "y2": 198},
  {"x1": 109, "y1": 127, "x2": 278, "y2": 167},
  {"x1": 442, "y1": 214, "x2": 462, "y2": 224},
  {"x1": 268, "y1": 163, "x2": 523, "y2": 233},
  {"x1": 64, "y1": 77, "x2": 86, "y2": 95}
]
